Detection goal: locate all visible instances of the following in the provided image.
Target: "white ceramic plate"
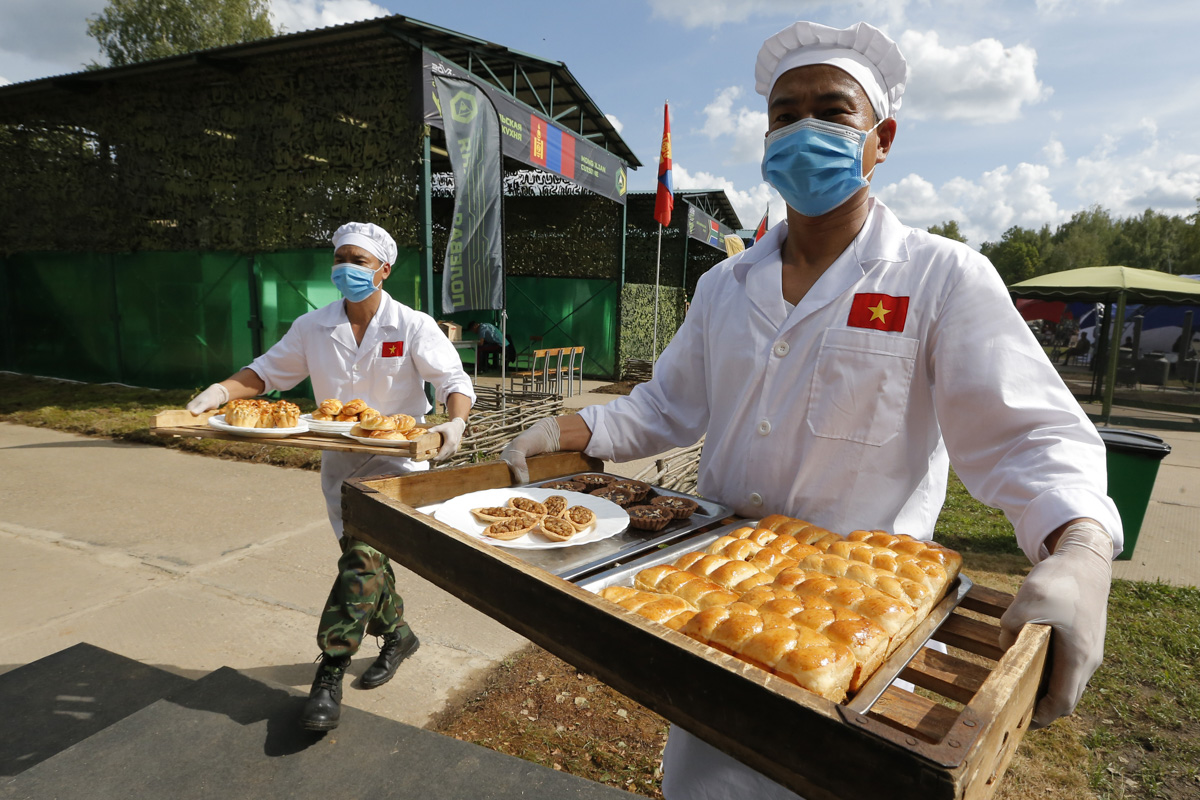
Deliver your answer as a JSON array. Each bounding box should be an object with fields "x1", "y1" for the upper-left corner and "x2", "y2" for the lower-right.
[
  {"x1": 433, "y1": 488, "x2": 629, "y2": 550},
  {"x1": 208, "y1": 414, "x2": 308, "y2": 438},
  {"x1": 301, "y1": 413, "x2": 358, "y2": 436},
  {"x1": 342, "y1": 431, "x2": 414, "y2": 448}
]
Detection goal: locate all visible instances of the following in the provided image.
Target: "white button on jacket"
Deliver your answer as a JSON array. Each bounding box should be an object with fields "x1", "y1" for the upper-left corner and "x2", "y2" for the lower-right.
[{"x1": 247, "y1": 291, "x2": 476, "y2": 537}]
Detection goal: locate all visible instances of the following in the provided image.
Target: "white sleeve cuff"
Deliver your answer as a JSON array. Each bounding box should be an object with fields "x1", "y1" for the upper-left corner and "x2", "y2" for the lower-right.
[{"x1": 1015, "y1": 486, "x2": 1124, "y2": 563}]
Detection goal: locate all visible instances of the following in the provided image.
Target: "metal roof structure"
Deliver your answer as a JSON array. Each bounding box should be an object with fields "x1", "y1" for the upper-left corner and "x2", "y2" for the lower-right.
[
  {"x1": 0, "y1": 13, "x2": 641, "y2": 168},
  {"x1": 628, "y1": 190, "x2": 743, "y2": 230}
]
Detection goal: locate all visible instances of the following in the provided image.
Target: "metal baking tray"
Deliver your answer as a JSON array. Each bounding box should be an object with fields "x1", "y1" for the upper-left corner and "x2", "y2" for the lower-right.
[
  {"x1": 414, "y1": 472, "x2": 730, "y2": 582},
  {"x1": 577, "y1": 520, "x2": 974, "y2": 713}
]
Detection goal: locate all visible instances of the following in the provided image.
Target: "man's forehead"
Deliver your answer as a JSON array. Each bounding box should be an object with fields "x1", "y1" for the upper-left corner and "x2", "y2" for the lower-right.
[
  {"x1": 335, "y1": 243, "x2": 379, "y2": 261},
  {"x1": 768, "y1": 64, "x2": 871, "y2": 108}
]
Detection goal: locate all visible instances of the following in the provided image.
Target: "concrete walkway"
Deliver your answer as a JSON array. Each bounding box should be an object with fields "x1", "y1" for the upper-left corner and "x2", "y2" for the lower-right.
[{"x1": 2, "y1": 388, "x2": 1197, "y2": 734}]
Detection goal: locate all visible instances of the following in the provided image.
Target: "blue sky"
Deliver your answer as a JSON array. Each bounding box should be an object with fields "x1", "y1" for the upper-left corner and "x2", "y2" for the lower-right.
[{"x1": 4, "y1": 0, "x2": 1199, "y2": 247}]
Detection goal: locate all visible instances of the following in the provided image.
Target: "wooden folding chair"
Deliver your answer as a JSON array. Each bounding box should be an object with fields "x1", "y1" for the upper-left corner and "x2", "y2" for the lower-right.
[
  {"x1": 563, "y1": 346, "x2": 584, "y2": 397},
  {"x1": 511, "y1": 348, "x2": 548, "y2": 393}
]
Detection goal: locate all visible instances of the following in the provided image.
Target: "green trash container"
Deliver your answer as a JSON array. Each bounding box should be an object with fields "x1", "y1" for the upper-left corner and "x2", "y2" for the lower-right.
[{"x1": 1097, "y1": 429, "x2": 1171, "y2": 560}]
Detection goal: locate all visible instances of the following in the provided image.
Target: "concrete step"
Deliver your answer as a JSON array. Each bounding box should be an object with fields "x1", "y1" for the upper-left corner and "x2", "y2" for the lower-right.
[{"x1": 3, "y1": 648, "x2": 631, "y2": 800}]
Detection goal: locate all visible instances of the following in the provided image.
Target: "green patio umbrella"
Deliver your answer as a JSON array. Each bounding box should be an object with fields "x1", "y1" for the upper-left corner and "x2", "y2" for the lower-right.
[{"x1": 1010, "y1": 266, "x2": 1200, "y2": 420}]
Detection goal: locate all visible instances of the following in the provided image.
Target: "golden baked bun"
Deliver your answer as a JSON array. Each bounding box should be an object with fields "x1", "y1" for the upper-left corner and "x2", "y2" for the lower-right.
[
  {"x1": 358, "y1": 407, "x2": 382, "y2": 424},
  {"x1": 368, "y1": 429, "x2": 409, "y2": 440},
  {"x1": 349, "y1": 423, "x2": 367, "y2": 437},
  {"x1": 271, "y1": 400, "x2": 300, "y2": 428},
  {"x1": 359, "y1": 414, "x2": 396, "y2": 431},
  {"x1": 390, "y1": 414, "x2": 417, "y2": 434},
  {"x1": 313, "y1": 398, "x2": 343, "y2": 420},
  {"x1": 340, "y1": 398, "x2": 368, "y2": 417},
  {"x1": 224, "y1": 400, "x2": 261, "y2": 428},
  {"x1": 255, "y1": 400, "x2": 276, "y2": 428}
]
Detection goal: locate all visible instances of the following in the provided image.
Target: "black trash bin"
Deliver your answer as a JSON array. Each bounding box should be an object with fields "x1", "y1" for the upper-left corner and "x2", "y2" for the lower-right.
[{"x1": 1097, "y1": 429, "x2": 1172, "y2": 560}]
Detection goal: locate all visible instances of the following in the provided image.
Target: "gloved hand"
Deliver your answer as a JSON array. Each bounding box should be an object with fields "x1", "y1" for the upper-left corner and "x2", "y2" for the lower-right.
[
  {"x1": 1000, "y1": 519, "x2": 1113, "y2": 728},
  {"x1": 428, "y1": 417, "x2": 467, "y2": 463},
  {"x1": 499, "y1": 417, "x2": 561, "y2": 484},
  {"x1": 187, "y1": 383, "x2": 229, "y2": 415}
]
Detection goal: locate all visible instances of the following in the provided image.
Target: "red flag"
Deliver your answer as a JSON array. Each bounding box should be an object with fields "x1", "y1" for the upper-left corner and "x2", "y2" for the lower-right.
[
  {"x1": 381, "y1": 340, "x2": 404, "y2": 357},
  {"x1": 654, "y1": 103, "x2": 674, "y2": 227},
  {"x1": 754, "y1": 210, "x2": 769, "y2": 242},
  {"x1": 847, "y1": 293, "x2": 910, "y2": 332}
]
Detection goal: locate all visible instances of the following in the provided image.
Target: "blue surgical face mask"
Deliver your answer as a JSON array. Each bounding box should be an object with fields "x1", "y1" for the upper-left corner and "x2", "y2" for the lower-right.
[
  {"x1": 331, "y1": 262, "x2": 384, "y2": 303},
  {"x1": 760, "y1": 117, "x2": 884, "y2": 217}
]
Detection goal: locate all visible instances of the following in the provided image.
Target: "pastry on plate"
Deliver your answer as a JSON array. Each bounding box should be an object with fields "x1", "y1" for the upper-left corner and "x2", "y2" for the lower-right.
[
  {"x1": 390, "y1": 413, "x2": 417, "y2": 434},
  {"x1": 539, "y1": 515, "x2": 577, "y2": 542},
  {"x1": 224, "y1": 399, "x2": 262, "y2": 428},
  {"x1": 628, "y1": 504, "x2": 674, "y2": 532},
  {"x1": 271, "y1": 400, "x2": 301, "y2": 428},
  {"x1": 565, "y1": 505, "x2": 597, "y2": 532},
  {"x1": 483, "y1": 514, "x2": 540, "y2": 540},
  {"x1": 590, "y1": 486, "x2": 634, "y2": 507},
  {"x1": 471, "y1": 506, "x2": 537, "y2": 523},
  {"x1": 337, "y1": 398, "x2": 369, "y2": 421},
  {"x1": 542, "y1": 495, "x2": 568, "y2": 518},
  {"x1": 507, "y1": 496, "x2": 548, "y2": 516},
  {"x1": 574, "y1": 473, "x2": 614, "y2": 490},
  {"x1": 313, "y1": 398, "x2": 343, "y2": 421},
  {"x1": 368, "y1": 429, "x2": 408, "y2": 440},
  {"x1": 359, "y1": 414, "x2": 397, "y2": 432},
  {"x1": 611, "y1": 479, "x2": 651, "y2": 502},
  {"x1": 540, "y1": 480, "x2": 586, "y2": 492}
]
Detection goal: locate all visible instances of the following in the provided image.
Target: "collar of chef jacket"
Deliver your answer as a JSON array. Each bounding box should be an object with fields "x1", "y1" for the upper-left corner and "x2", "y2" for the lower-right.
[
  {"x1": 311, "y1": 290, "x2": 404, "y2": 355},
  {"x1": 732, "y1": 197, "x2": 911, "y2": 335}
]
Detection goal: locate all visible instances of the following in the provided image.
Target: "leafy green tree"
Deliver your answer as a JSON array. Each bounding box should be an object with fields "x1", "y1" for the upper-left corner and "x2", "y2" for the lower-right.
[
  {"x1": 1110, "y1": 208, "x2": 1191, "y2": 273},
  {"x1": 928, "y1": 220, "x2": 967, "y2": 244},
  {"x1": 86, "y1": 0, "x2": 274, "y2": 69},
  {"x1": 1042, "y1": 205, "x2": 1116, "y2": 273},
  {"x1": 981, "y1": 225, "x2": 1052, "y2": 285}
]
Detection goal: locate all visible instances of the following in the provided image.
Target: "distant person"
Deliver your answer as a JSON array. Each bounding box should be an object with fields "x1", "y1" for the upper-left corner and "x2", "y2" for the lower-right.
[
  {"x1": 468, "y1": 320, "x2": 516, "y2": 369},
  {"x1": 1060, "y1": 330, "x2": 1091, "y2": 364}
]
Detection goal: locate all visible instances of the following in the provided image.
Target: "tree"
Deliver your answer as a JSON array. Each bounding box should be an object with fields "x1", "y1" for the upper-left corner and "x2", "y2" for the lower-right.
[
  {"x1": 927, "y1": 220, "x2": 967, "y2": 244},
  {"x1": 1042, "y1": 206, "x2": 1116, "y2": 274},
  {"x1": 981, "y1": 225, "x2": 1048, "y2": 285},
  {"x1": 86, "y1": 0, "x2": 274, "y2": 69}
]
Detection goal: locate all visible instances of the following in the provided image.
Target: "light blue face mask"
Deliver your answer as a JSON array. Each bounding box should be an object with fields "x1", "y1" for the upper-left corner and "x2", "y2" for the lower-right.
[
  {"x1": 331, "y1": 263, "x2": 383, "y2": 303},
  {"x1": 760, "y1": 117, "x2": 884, "y2": 217}
]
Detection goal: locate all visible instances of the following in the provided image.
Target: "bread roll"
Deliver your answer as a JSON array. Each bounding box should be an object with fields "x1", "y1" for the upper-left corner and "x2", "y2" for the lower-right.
[
  {"x1": 634, "y1": 564, "x2": 740, "y2": 610},
  {"x1": 359, "y1": 413, "x2": 397, "y2": 431},
  {"x1": 599, "y1": 586, "x2": 696, "y2": 631},
  {"x1": 368, "y1": 429, "x2": 408, "y2": 440},
  {"x1": 313, "y1": 398, "x2": 343, "y2": 420}
]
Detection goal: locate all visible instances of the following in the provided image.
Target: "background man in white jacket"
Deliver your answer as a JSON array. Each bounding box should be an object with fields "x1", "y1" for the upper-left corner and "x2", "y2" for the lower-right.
[{"x1": 501, "y1": 21, "x2": 1119, "y2": 800}]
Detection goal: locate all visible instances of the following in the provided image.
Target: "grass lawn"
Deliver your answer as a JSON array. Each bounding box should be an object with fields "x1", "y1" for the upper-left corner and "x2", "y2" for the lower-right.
[{"x1": 2, "y1": 371, "x2": 1197, "y2": 799}]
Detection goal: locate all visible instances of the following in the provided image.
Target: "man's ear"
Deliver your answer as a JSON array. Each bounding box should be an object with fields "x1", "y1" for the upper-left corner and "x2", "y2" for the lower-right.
[{"x1": 873, "y1": 118, "x2": 897, "y2": 165}]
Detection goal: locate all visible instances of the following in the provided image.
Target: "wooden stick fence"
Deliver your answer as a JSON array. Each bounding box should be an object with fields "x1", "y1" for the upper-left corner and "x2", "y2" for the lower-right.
[
  {"x1": 445, "y1": 388, "x2": 565, "y2": 468},
  {"x1": 633, "y1": 438, "x2": 704, "y2": 494}
]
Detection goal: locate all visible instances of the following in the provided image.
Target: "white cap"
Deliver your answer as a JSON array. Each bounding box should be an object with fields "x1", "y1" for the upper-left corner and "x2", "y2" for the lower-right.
[
  {"x1": 332, "y1": 222, "x2": 397, "y2": 266},
  {"x1": 755, "y1": 21, "x2": 908, "y2": 120}
]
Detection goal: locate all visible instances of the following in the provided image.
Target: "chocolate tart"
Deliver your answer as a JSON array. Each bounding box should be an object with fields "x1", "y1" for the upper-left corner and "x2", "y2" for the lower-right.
[
  {"x1": 650, "y1": 495, "x2": 699, "y2": 520},
  {"x1": 627, "y1": 504, "x2": 674, "y2": 531},
  {"x1": 573, "y1": 473, "x2": 615, "y2": 490},
  {"x1": 589, "y1": 486, "x2": 634, "y2": 507},
  {"x1": 611, "y1": 479, "x2": 651, "y2": 502}
]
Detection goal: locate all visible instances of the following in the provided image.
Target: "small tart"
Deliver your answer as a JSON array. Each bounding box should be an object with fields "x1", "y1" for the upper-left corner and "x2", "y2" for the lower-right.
[
  {"x1": 590, "y1": 486, "x2": 634, "y2": 507},
  {"x1": 627, "y1": 504, "x2": 674, "y2": 532},
  {"x1": 543, "y1": 495, "x2": 568, "y2": 518},
  {"x1": 650, "y1": 495, "x2": 699, "y2": 519},
  {"x1": 565, "y1": 505, "x2": 597, "y2": 532},
  {"x1": 508, "y1": 496, "x2": 548, "y2": 516},
  {"x1": 574, "y1": 473, "x2": 615, "y2": 490},
  {"x1": 471, "y1": 506, "x2": 534, "y2": 522},
  {"x1": 611, "y1": 479, "x2": 651, "y2": 502},
  {"x1": 541, "y1": 480, "x2": 586, "y2": 492},
  {"x1": 539, "y1": 516, "x2": 577, "y2": 542},
  {"x1": 483, "y1": 514, "x2": 539, "y2": 540}
]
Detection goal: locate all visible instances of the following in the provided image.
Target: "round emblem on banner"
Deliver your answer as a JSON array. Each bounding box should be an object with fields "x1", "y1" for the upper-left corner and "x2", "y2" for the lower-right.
[{"x1": 450, "y1": 91, "x2": 478, "y2": 123}]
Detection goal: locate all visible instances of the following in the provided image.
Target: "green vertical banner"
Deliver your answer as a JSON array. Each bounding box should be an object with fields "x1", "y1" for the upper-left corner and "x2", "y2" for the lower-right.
[{"x1": 436, "y1": 75, "x2": 504, "y2": 313}]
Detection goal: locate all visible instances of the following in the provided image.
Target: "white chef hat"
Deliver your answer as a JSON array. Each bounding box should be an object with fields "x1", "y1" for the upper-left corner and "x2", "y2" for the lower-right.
[
  {"x1": 755, "y1": 21, "x2": 908, "y2": 120},
  {"x1": 332, "y1": 222, "x2": 397, "y2": 266}
]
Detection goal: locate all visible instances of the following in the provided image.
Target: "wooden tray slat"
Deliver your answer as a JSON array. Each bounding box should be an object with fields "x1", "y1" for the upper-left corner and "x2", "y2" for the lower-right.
[
  {"x1": 868, "y1": 686, "x2": 962, "y2": 743},
  {"x1": 957, "y1": 583, "x2": 1015, "y2": 617},
  {"x1": 937, "y1": 614, "x2": 1006, "y2": 662},
  {"x1": 902, "y1": 647, "x2": 992, "y2": 705}
]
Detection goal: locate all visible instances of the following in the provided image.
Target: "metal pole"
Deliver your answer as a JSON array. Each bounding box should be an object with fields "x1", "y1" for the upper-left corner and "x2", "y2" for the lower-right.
[
  {"x1": 652, "y1": 223, "x2": 662, "y2": 373},
  {"x1": 1102, "y1": 292, "x2": 1126, "y2": 422}
]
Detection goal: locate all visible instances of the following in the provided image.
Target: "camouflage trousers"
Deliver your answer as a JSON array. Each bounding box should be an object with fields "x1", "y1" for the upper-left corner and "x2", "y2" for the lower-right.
[{"x1": 315, "y1": 537, "x2": 412, "y2": 659}]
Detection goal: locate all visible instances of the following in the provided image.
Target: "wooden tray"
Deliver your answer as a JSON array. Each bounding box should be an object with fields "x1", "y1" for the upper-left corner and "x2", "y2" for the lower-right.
[
  {"x1": 149, "y1": 409, "x2": 442, "y2": 461},
  {"x1": 342, "y1": 455, "x2": 1050, "y2": 800}
]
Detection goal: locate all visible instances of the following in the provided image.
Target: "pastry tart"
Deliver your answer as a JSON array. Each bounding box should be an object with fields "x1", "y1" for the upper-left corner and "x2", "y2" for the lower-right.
[
  {"x1": 589, "y1": 486, "x2": 634, "y2": 507},
  {"x1": 573, "y1": 473, "x2": 614, "y2": 490},
  {"x1": 539, "y1": 515, "x2": 577, "y2": 542},
  {"x1": 627, "y1": 504, "x2": 674, "y2": 531},
  {"x1": 482, "y1": 513, "x2": 540, "y2": 540},
  {"x1": 611, "y1": 479, "x2": 651, "y2": 502},
  {"x1": 507, "y1": 497, "x2": 548, "y2": 516},
  {"x1": 542, "y1": 495, "x2": 568, "y2": 518},
  {"x1": 541, "y1": 480, "x2": 585, "y2": 492},
  {"x1": 650, "y1": 495, "x2": 699, "y2": 519},
  {"x1": 471, "y1": 506, "x2": 536, "y2": 523},
  {"x1": 565, "y1": 505, "x2": 596, "y2": 532}
]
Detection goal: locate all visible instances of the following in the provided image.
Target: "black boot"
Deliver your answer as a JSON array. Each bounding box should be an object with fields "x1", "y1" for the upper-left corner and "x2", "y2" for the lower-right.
[
  {"x1": 360, "y1": 629, "x2": 420, "y2": 690},
  {"x1": 300, "y1": 655, "x2": 349, "y2": 731}
]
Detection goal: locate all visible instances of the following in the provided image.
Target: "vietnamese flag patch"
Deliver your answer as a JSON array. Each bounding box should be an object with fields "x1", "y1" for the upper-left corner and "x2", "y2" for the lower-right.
[
  {"x1": 847, "y1": 293, "x2": 909, "y2": 332},
  {"x1": 381, "y1": 340, "x2": 404, "y2": 357}
]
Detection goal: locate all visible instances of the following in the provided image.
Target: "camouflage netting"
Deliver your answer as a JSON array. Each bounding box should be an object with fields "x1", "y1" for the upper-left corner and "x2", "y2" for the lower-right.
[
  {"x1": 619, "y1": 283, "x2": 686, "y2": 365},
  {"x1": 0, "y1": 38, "x2": 423, "y2": 256}
]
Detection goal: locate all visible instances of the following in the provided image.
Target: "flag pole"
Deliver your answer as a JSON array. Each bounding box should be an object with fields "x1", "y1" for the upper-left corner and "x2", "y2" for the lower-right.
[{"x1": 652, "y1": 222, "x2": 662, "y2": 374}]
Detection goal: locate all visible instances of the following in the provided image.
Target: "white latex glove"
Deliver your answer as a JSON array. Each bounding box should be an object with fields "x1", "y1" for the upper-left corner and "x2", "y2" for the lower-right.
[
  {"x1": 428, "y1": 417, "x2": 467, "y2": 462},
  {"x1": 187, "y1": 383, "x2": 229, "y2": 415},
  {"x1": 1000, "y1": 520, "x2": 1113, "y2": 729},
  {"x1": 499, "y1": 417, "x2": 561, "y2": 484}
]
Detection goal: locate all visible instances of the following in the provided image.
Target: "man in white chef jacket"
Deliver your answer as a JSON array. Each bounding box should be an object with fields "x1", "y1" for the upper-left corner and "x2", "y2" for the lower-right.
[
  {"x1": 501, "y1": 21, "x2": 1121, "y2": 800},
  {"x1": 188, "y1": 222, "x2": 475, "y2": 731}
]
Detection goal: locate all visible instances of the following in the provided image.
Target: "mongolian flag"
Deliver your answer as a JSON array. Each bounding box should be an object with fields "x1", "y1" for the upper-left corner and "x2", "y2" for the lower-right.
[
  {"x1": 847, "y1": 293, "x2": 910, "y2": 332},
  {"x1": 654, "y1": 103, "x2": 674, "y2": 227},
  {"x1": 754, "y1": 210, "x2": 769, "y2": 242}
]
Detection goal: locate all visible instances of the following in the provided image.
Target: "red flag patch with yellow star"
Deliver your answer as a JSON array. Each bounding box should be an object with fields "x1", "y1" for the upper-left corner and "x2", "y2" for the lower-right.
[
  {"x1": 847, "y1": 293, "x2": 909, "y2": 332},
  {"x1": 381, "y1": 340, "x2": 404, "y2": 357}
]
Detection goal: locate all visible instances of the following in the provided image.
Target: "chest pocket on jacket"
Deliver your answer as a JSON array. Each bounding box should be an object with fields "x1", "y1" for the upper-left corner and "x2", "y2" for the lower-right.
[{"x1": 806, "y1": 328, "x2": 919, "y2": 447}]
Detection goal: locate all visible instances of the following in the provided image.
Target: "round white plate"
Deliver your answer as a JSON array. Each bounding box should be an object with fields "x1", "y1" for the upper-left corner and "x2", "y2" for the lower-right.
[
  {"x1": 301, "y1": 413, "x2": 358, "y2": 436},
  {"x1": 342, "y1": 431, "x2": 413, "y2": 447},
  {"x1": 208, "y1": 414, "x2": 308, "y2": 438},
  {"x1": 434, "y1": 488, "x2": 629, "y2": 549}
]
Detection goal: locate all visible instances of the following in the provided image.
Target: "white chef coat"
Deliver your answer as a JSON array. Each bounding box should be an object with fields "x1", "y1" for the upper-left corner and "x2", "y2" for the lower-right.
[
  {"x1": 247, "y1": 291, "x2": 475, "y2": 538},
  {"x1": 579, "y1": 198, "x2": 1122, "y2": 800}
]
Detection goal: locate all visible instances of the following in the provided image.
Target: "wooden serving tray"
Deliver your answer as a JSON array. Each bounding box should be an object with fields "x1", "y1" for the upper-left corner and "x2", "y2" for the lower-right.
[
  {"x1": 341, "y1": 454, "x2": 1050, "y2": 800},
  {"x1": 149, "y1": 409, "x2": 442, "y2": 461}
]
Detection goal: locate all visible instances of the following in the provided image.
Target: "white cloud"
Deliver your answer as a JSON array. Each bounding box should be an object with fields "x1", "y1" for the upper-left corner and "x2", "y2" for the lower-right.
[
  {"x1": 647, "y1": 0, "x2": 908, "y2": 30},
  {"x1": 0, "y1": 76, "x2": 9, "y2": 86},
  {"x1": 876, "y1": 162, "x2": 1065, "y2": 244},
  {"x1": 1043, "y1": 137, "x2": 1066, "y2": 167},
  {"x1": 1074, "y1": 143, "x2": 1200, "y2": 216},
  {"x1": 1035, "y1": 0, "x2": 1123, "y2": 16},
  {"x1": 899, "y1": 30, "x2": 1050, "y2": 124},
  {"x1": 672, "y1": 161, "x2": 777, "y2": 230},
  {"x1": 270, "y1": 0, "x2": 389, "y2": 34},
  {"x1": 605, "y1": 114, "x2": 623, "y2": 133},
  {"x1": 698, "y1": 86, "x2": 768, "y2": 165}
]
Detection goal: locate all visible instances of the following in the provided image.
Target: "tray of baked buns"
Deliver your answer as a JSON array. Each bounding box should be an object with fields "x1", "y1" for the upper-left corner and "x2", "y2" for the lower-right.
[
  {"x1": 149, "y1": 398, "x2": 442, "y2": 460},
  {"x1": 340, "y1": 453, "x2": 1051, "y2": 800}
]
